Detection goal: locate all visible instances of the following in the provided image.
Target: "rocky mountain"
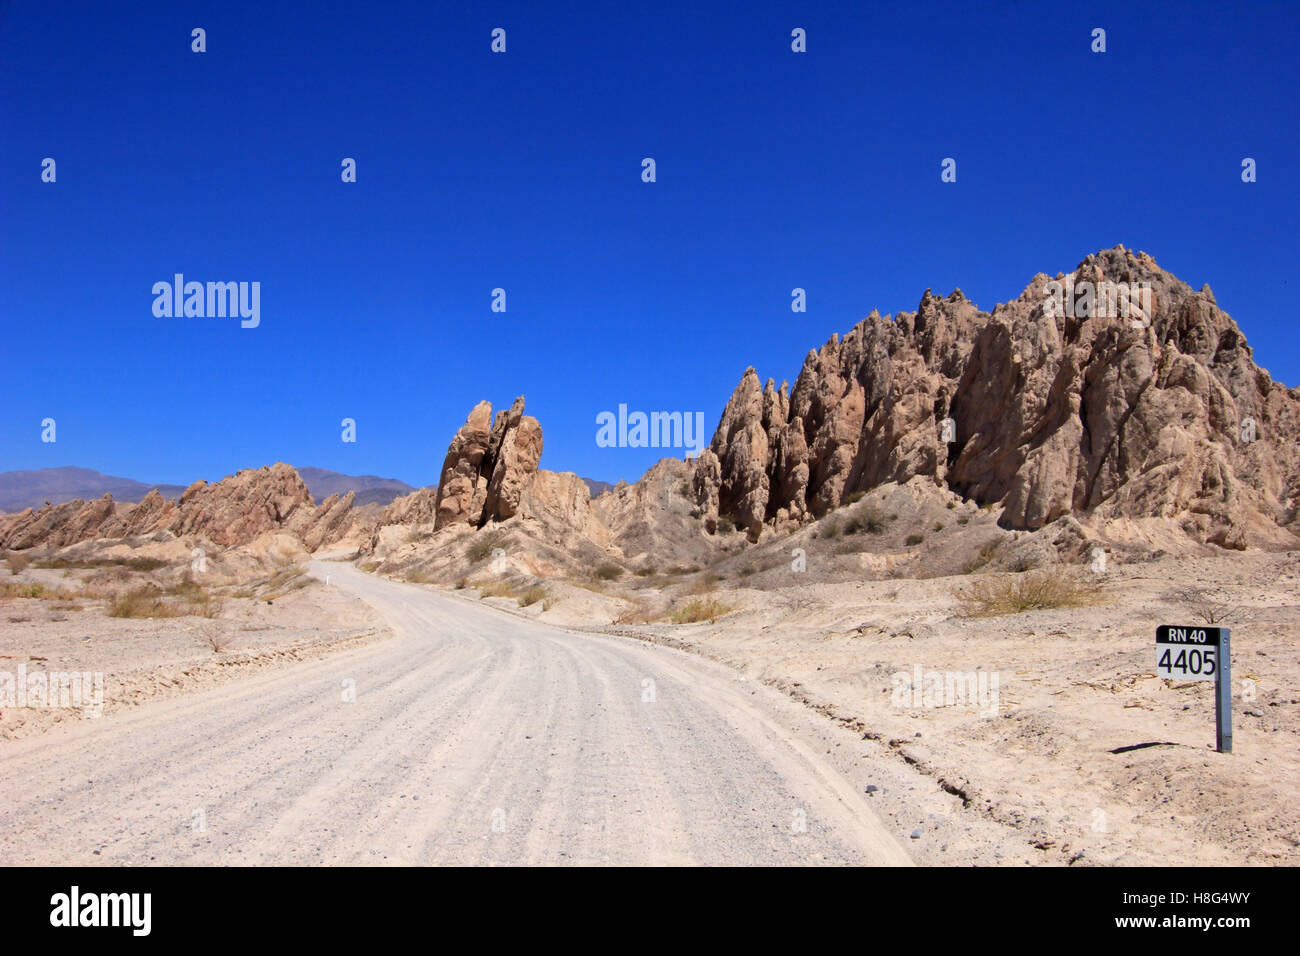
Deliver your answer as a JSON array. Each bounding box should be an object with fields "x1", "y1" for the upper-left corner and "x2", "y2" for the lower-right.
[
  {"x1": 0, "y1": 463, "x2": 360, "y2": 553},
  {"x1": 0, "y1": 467, "x2": 187, "y2": 513},
  {"x1": 4, "y1": 249, "x2": 1296, "y2": 564},
  {"x1": 693, "y1": 246, "x2": 1299, "y2": 549}
]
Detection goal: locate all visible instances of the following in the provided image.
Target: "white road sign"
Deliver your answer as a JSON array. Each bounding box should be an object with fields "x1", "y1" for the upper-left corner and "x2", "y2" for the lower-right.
[{"x1": 1155, "y1": 625, "x2": 1222, "y2": 682}]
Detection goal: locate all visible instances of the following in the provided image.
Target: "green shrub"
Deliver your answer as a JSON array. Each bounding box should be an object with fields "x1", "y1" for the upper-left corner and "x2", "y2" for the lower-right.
[
  {"x1": 594, "y1": 563, "x2": 624, "y2": 581},
  {"x1": 905, "y1": 533, "x2": 925, "y2": 546}
]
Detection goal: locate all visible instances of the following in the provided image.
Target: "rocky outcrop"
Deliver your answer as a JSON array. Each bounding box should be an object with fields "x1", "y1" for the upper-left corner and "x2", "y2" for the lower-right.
[
  {"x1": 377, "y1": 486, "x2": 439, "y2": 528},
  {"x1": 434, "y1": 396, "x2": 543, "y2": 529},
  {"x1": 0, "y1": 463, "x2": 361, "y2": 553},
  {"x1": 171, "y1": 463, "x2": 316, "y2": 547},
  {"x1": 299, "y1": 491, "x2": 358, "y2": 552},
  {"x1": 695, "y1": 247, "x2": 1300, "y2": 548}
]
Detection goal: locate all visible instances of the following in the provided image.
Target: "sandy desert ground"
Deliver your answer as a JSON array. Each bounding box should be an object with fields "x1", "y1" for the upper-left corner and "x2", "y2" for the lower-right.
[
  {"x1": 545, "y1": 550, "x2": 1300, "y2": 866},
  {"x1": 3, "y1": 539, "x2": 1296, "y2": 866}
]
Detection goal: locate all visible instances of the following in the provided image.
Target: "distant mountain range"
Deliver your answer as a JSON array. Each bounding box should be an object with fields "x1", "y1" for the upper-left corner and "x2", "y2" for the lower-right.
[
  {"x1": 0, "y1": 466, "x2": 618, "y2": 513},
  {"x1": 0, "y1": 467, "x2": 189, "y2": 513},
  {"x1": 295, "y1": 468, "x2": 417, "y2": 507}
]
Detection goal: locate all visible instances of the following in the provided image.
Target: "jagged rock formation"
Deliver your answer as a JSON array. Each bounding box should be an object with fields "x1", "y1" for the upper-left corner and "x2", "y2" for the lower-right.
[
  {"x1": 695, "y1": 247, "x2": 1300, "y2": 547},
  {"x1": 377, "y1": 486, "x2": 439, "y2": 528},
  {"x1": 6, "y1": 249, "x2": 1295, "y2": 561},
  {"x1": 433, "y1": 396, "x2": 543, "y2": 530},
  {"x1": 0, "y1": 463, "x2": 359, "y2": 552}
]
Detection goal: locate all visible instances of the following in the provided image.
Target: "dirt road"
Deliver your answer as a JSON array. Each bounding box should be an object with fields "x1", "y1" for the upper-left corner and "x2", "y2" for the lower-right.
[{"x1": 0, "y1": 562, "x2": 912, "y2": 865}]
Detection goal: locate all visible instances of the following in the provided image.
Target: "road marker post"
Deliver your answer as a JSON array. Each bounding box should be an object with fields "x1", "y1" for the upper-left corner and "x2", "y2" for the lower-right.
[
  {"x1": 1216, "y1": 629, "x2": 1232, "y2": 754},
  {"x1": 1155, "y1": 625, "x2": 1231, "y2": 753}
]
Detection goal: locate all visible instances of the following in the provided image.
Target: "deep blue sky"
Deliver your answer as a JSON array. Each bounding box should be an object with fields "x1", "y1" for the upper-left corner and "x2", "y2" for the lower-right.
[{"x1": 3, "y1": 0, "x2": 1297, "y2": 489}]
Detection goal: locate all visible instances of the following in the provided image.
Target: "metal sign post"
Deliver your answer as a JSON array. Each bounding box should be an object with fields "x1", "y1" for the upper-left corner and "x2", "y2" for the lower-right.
[
  {"x1": 1216, "y1": 629, "x2": 1232, "y2": 754},
  {"x1": 1155, "y1": 625, "x2": 1231, "y2": 753}
]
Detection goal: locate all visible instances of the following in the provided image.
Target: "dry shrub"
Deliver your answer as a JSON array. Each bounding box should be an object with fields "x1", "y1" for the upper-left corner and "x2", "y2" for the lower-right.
[
  {"x1": 518, "y1": 586, "x2": 546, "y2": 607},
  {"x1": 198, "y1": 623, "x2": 232, "y2": 653},
  {"x1": 264, "y1": 564, "x2": 307, "y2": 592},
  {"x1": 0, "y1": 581, "x2": 74, "y2": 600},
  {"x1": 956, "y1": 570, "x2": 1102, "y2": 617},
  {"x1": 5, "y1": 552, "x2": 32, "y2": 574},
  {"x1": 593, "y1": 563, "x2": 624, "y2": 581},
  {"x1": 669, "y1": 594, "x2": 735, "y2": 624},
  {"x1": 962, "y1": 540, "x2": 1001, "y2": 574},
  {"x1": 614, "y1": 598, "x2": 660, "y2": 625},
  {"x1": 108, "y1": 583, "x2": 221, "y2": 619},
  {"x1": 108, "y1": 586, "x2": 177, "y2": 618},
  {"x1": 465, "y1": 530, "x2": 506, "y2": 564},
  {"x1": 1163, "y1": 585, "x2": 1248, "y2": 625},
  {"x1": 843, "y1": 504, "x2": 888, "y2": 535},
  {"x1": 480, "y1": 581, "x2": 516, "y2": 599}
]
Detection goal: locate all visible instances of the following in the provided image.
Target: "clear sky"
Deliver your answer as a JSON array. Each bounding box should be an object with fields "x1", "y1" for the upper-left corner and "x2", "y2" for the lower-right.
[{"x1": 2, "y1": 0, "x2": 1297, "y2": 488}]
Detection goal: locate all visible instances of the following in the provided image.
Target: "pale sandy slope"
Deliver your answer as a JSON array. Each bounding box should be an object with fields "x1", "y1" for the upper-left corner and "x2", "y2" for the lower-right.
[{"x1": 0, "y1": 562, "x2": 924, "y2": 866}]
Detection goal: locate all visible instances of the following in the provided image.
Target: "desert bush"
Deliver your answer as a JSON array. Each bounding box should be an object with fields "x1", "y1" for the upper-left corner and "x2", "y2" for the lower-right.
[
  {"x1": 905, "y1": 533, "x2": 925, "y2": 546},
  {"x1": 455, "y1": 577, "x2": 468, "y2": 590},
  {"x1": 821, "y1": 520, "x2": 842, "y2": 539},
  {"x1": 359, "y1": 561, "x2": 379, "y2": 573},
  {"x1": 263, "y1": 564, "x2": 308, "y2": 595},
  {"x1": 956, "y1": 571, "x2": 1102, "y2": 617},
  {"x1": 957, "y1": 516, "x2": 970, "y2": 526},
  {"x1": 962, "y1": 540, "x2": 1001, "y2": 574},
  {"x1": 108, "y1": 586, "x2": 172, "y2": 618},
  {"x1": 1164, "y1": 585, "x2": 1246, "y2": 625},
  {"x1": 716, "y1": 517, "x2": 736, "y2": 534},
  {"x1": 844, "y1": 504, "x2": 888, "y2": 536},
  {"x1": 198, "y1": 623, "x2": 232, "y2": 653},
  {"x1": 593, "y1": 563, "x2": 624, "y2": 581},
  {"x1": 933, "y1": 522, "x2": 945, "y2": 532},
  {"x1": 2, "y1": 582, "x2": 46, "y2": 599},
  {"x1": 5, "y1": 552, "x2": 32, "y2": 574},
  {"x1": 35, "y1": 556, "x2": 167, "y2": 572},
  {"x1": 518, "y1": 586, "x2": 546, "y2": 607},
  {"x1": 1007, "y1": 553, "x2": 1037, "y2": 573},
  {"x1": 479, "y1": 581, "x2": 516, "y2": 599},
  {"x1": 844, "y1": 490, "x2": 866, "y2": 505},
  {"x1": 614, "y1": 598, "x2": 659, "y2": 624},
  {"x1": 107, "y1": 582, "x2": 219, "y2": 618},
  {"x1": 465, "y1": 530, "x2": 506, "y2": 564},
  {"x1": 669, "y1": 595, "x2": 735, "y2": 624}
]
